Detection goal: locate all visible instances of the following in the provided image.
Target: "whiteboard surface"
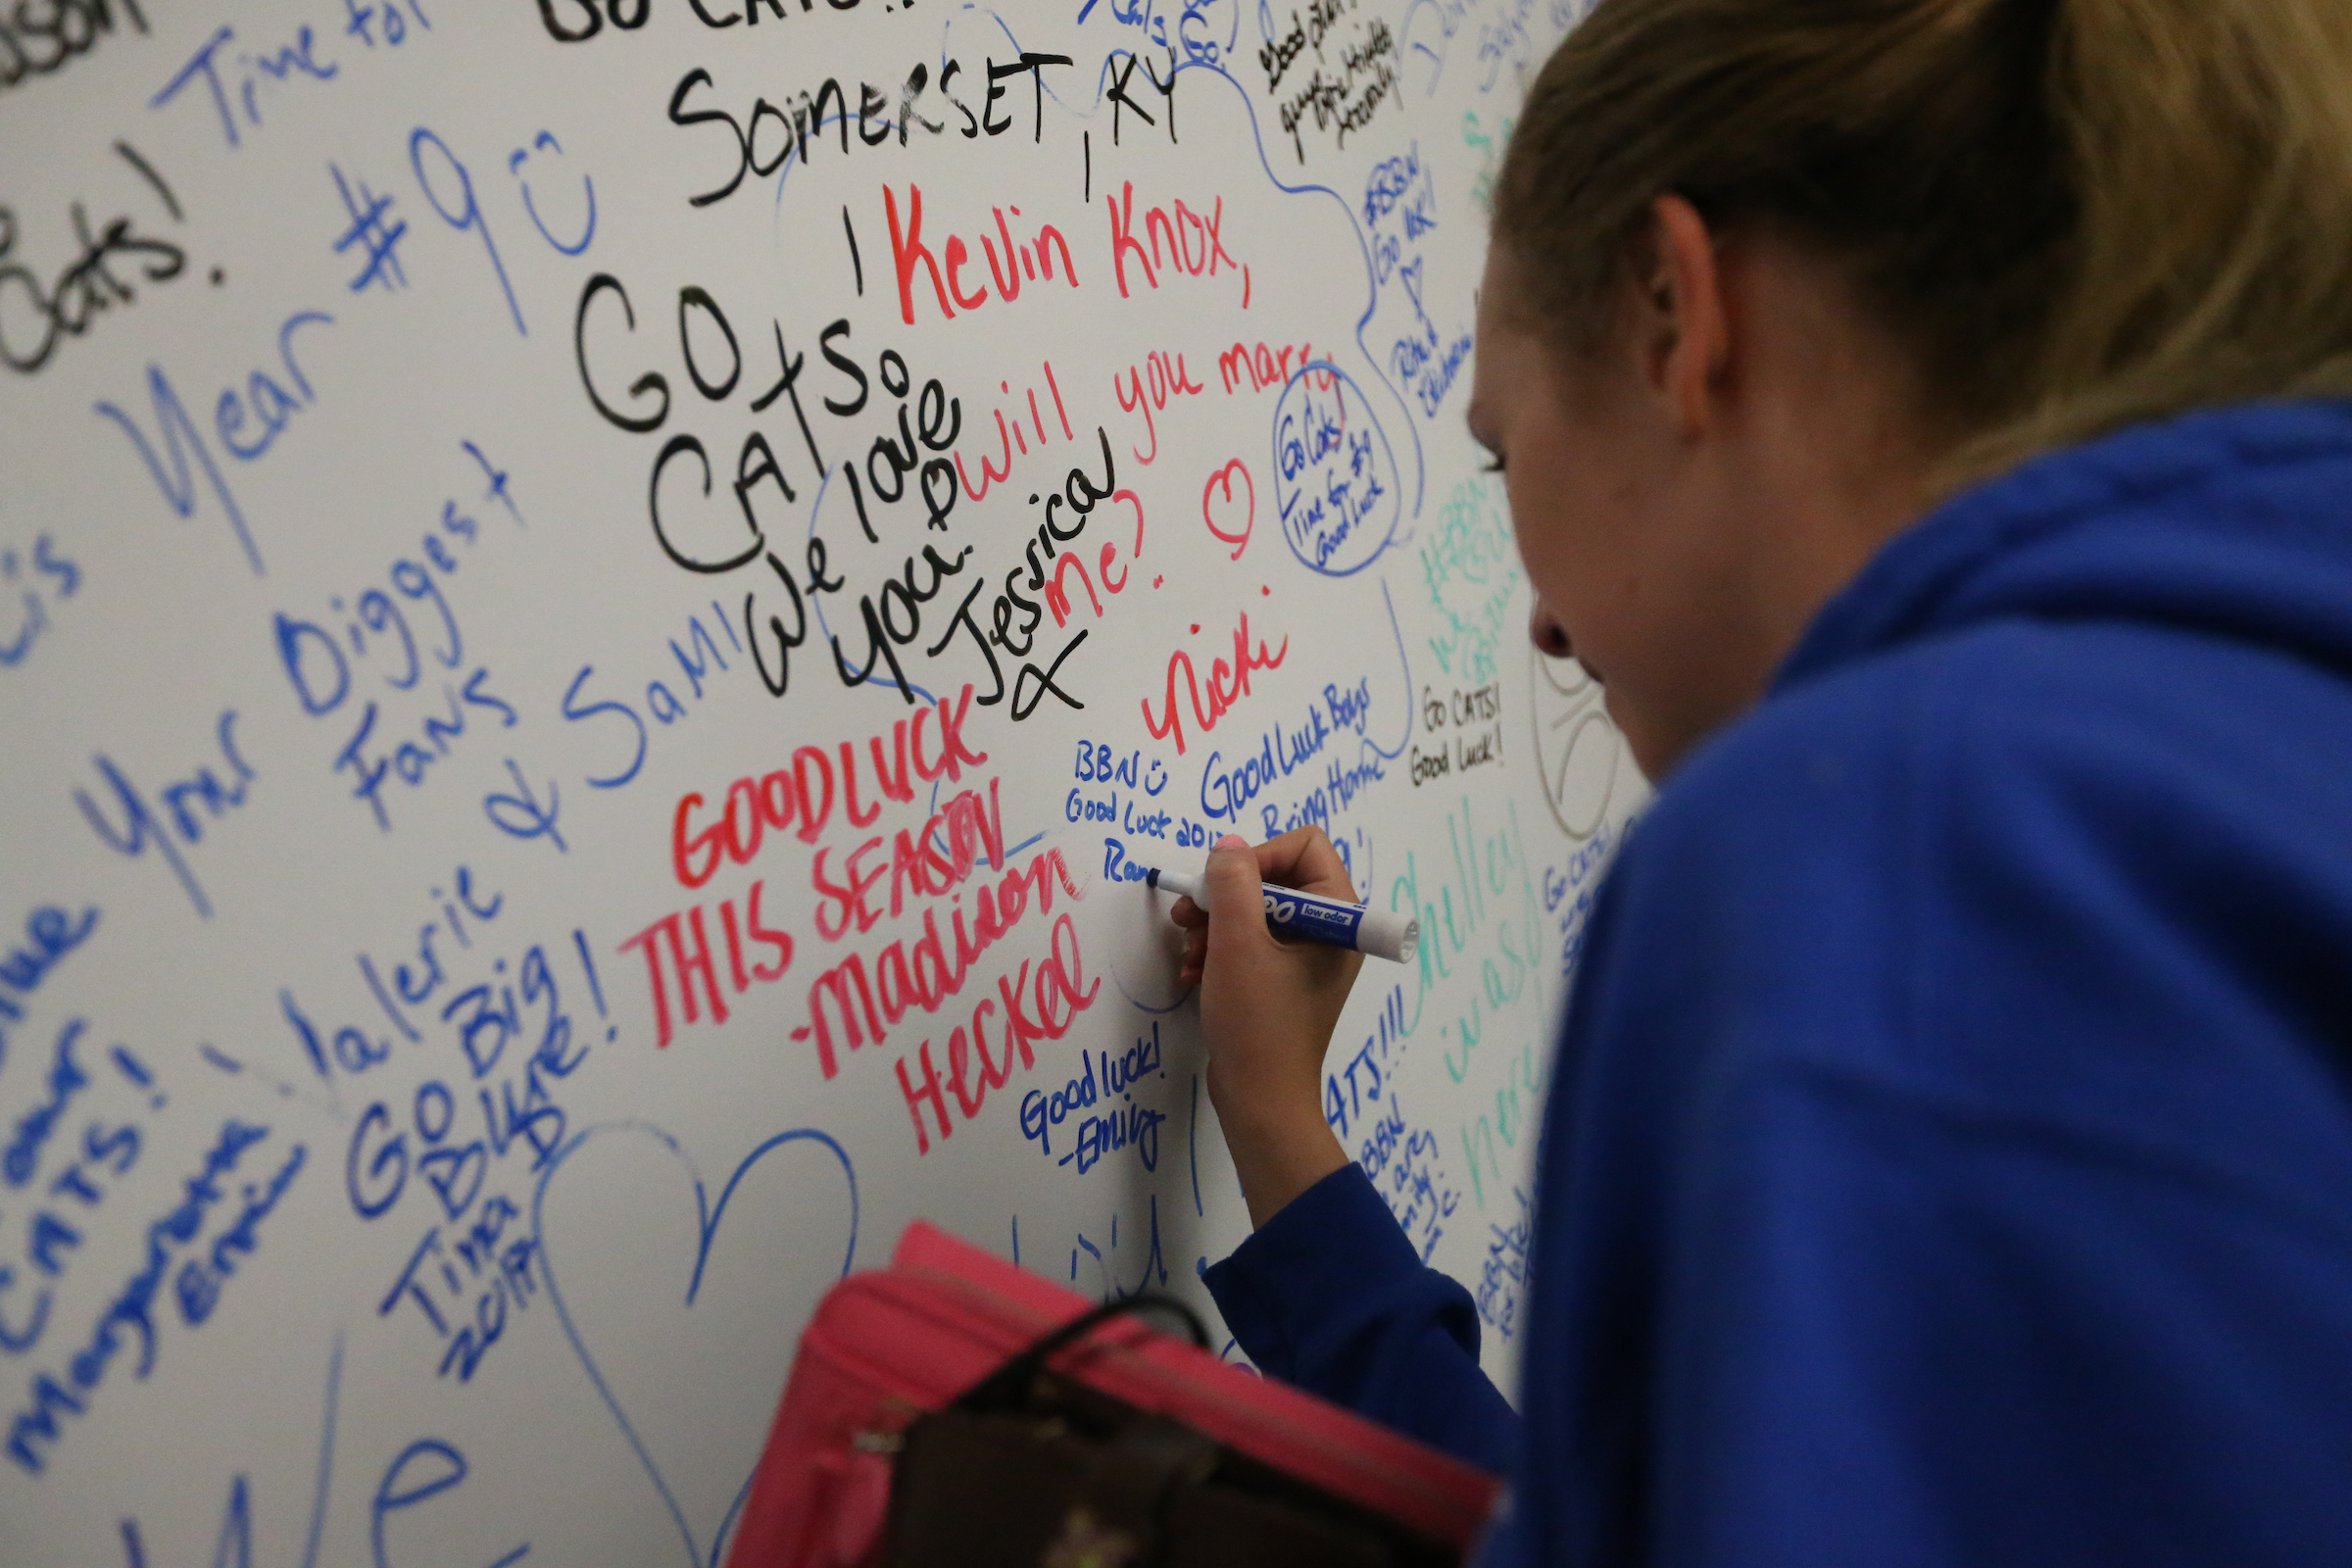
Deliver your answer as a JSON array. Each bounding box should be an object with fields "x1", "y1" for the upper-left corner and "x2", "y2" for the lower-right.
[{"x1": 0, "y1": 0, "x2": 1637, "y2": 1559}]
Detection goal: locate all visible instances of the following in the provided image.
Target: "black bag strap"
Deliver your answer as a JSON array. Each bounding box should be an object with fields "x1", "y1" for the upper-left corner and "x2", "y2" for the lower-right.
[{"x1": 957, "y1": 1292, "x2": 1209, "y2": 1412}]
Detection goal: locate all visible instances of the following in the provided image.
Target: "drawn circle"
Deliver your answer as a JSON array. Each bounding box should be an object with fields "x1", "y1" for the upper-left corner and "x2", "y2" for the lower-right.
[
  {"x1": 1530, "y1": 646, "x2": 1623, "y2": 840},
  {"x1": 1269, "y1": 364, "x2": 1401, "y2": 578},
  {"x1": 1535, "y1": 647, "x2": 1597, "y2": 702}
]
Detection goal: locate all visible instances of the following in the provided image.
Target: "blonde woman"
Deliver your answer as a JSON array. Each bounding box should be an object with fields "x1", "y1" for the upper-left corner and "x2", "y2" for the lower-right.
[{"x1": 1174, "y1": 1, "x2": 2352, "y2": 1561}]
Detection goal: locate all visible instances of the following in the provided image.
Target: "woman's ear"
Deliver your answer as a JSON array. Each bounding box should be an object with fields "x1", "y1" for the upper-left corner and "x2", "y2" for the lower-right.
[{"x1": 1638, "y1": 194, "x2": 1732, "y2": 438}]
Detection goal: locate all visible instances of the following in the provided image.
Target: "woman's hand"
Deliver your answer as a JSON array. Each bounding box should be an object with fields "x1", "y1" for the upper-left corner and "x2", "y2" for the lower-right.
[{"x1": 1172, "y1": 829, "x2": 1364, "y2": 1228}]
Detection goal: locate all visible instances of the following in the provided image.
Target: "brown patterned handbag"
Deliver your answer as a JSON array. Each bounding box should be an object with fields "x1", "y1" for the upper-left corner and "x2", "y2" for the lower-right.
[{"x1": 885, "y1": 1294, "x2": 1464, "y2": 1567}]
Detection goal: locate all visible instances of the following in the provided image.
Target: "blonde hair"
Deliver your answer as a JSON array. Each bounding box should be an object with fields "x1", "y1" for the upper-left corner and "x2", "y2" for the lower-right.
[{"x1": 1494, "y1": 0, "x2": 2352, "y2": 487}]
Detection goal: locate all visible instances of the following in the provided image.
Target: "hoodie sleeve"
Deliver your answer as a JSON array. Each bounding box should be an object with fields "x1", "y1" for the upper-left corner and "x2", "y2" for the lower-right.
[{"x1": 1202, "y1": 1162, "x2": 1520, "y2": 1473}]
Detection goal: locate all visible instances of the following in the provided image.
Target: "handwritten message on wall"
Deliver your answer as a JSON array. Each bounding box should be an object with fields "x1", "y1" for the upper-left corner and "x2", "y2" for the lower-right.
[{"x1": 0, "y1": 0, "x2": 1635, "y2": 1559}]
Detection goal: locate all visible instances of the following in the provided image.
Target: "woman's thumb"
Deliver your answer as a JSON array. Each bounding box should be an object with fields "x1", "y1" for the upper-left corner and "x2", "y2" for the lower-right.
[{"x1": 1202, "y1": 834, "x2": 1268, "y2": 949}]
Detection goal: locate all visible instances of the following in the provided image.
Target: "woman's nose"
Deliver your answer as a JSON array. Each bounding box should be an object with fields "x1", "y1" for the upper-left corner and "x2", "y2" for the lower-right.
[{"x1": 1530, "y1": 600, "x2": 1575, "y2": 660}]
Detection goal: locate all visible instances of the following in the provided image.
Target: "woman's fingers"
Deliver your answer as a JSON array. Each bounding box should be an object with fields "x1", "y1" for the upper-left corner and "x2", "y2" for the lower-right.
[
  {"x1": 1253, "y1": 826, "x2": 1358, "y2": 904},
  {"x1": 1186, "y1": 829, "x2": 1362, "y2": 1229},
  {"x1": 1161, "y1": 831, "x2": 1356, "y2": 924},
  {"x1": 1201, "y1": 836, "x2": 1271, "y2": 964},
  {"x1": 1174, "y1": 916, "x2": 1208, "y2": 988},
  {"x1": 1162, "y1": 829, "x2": 1364, "y2": 991},
  {"x1": 1161, "y1": 830, "x2": 1362, "y2": 975}
]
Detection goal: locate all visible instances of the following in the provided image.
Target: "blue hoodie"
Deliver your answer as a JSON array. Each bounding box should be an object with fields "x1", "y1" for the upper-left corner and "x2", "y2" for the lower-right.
[{"x1": 1203, "y1": 401, "x2": 2352, "y2": 1567}]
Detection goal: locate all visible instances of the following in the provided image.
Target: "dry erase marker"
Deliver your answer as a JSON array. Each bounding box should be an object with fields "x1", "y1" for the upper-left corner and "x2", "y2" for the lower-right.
[{"x1": 1146, "y1": 866, "x2": 1419, "y2": 963}]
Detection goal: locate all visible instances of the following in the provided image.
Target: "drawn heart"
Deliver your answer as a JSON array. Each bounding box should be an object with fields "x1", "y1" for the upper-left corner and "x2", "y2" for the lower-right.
[
  {"x1": 535, "y1": 1122, "x2": 858, "y2": 1568},
  {"x1": 1201, "y1": 459, "x2": 1255, "y2": 561}
]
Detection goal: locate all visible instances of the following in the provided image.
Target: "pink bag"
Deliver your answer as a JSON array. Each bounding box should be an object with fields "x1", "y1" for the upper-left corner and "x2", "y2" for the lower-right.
[{"x1": 724, "y1": 1220, "x2": 1501, "y2": 1568}]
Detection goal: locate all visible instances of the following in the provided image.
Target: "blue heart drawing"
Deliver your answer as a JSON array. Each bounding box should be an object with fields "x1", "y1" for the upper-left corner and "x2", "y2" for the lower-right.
[{"x1": 535, "y1": 1121, "x2": 858, "y2": 1568}]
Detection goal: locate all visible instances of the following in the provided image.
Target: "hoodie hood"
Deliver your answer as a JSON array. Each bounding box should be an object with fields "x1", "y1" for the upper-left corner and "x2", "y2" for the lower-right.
[{"x1": 1781, "y1": 399, "x2": 2352, "y2": 693}]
